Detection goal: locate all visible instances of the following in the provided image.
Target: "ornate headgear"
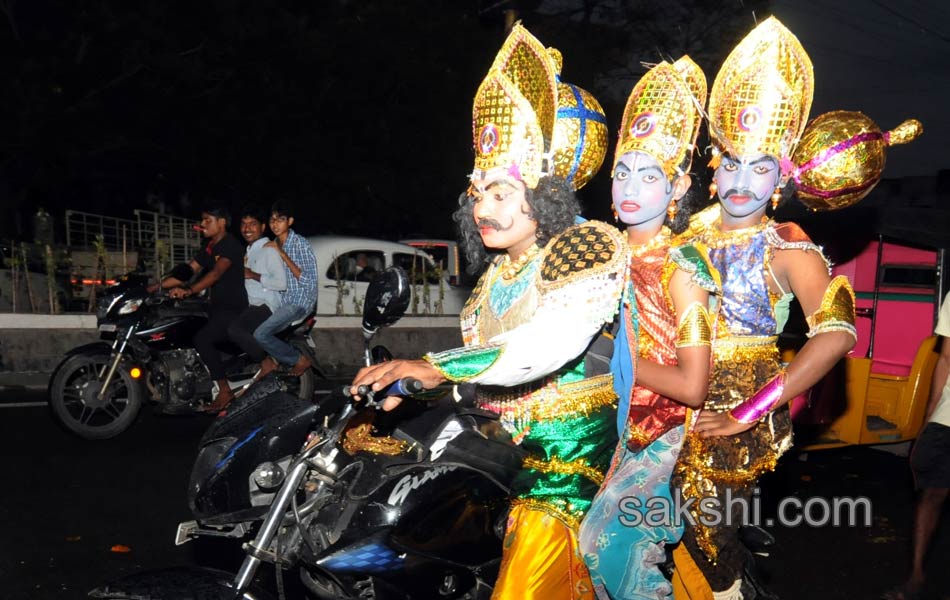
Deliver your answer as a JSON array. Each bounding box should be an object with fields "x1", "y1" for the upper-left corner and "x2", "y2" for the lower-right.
[
  {"x1": 707, "y1": 17, "x2": 814, "y2": 167},
  {"x1": 471, "y1": 24, "x2": 558, "y2": 189},
  {"x1": 791, "y1": 111, "x2": 923, "y2": 211},
  {"x1": 549, "y1": 49, "x2": 609, "y2": 190},
  {"x1": 614, "y1": 56, "x2": 707, "y2": 181}
]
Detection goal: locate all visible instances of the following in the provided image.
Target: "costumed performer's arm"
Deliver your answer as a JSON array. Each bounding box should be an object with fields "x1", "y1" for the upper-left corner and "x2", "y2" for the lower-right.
[
  {"x1": 350, "y1": 222, "x2": 627, "y2": 408},
  {"x1": 695, "y1": 246, "x2": 856, "y2": 436},
  {"x1": 634, "y1": 245, "x2": 716, "y2": 408}
]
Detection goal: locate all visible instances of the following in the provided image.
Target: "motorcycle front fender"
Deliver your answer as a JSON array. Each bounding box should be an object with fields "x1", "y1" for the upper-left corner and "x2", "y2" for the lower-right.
[
  {"x1": 88, "y1": 566, "x2": 275, "y2": 600},
  {"x1": 63, "y1": 341, "x2": 114, "y2": 358}
]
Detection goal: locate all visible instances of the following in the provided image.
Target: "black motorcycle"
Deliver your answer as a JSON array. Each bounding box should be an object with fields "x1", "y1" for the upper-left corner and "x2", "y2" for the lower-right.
[
  {"x1": 89, "y1": 267, "x2": 522, "y2": 600},
  {"x1": 49, "y1": 272, "x2": 318, "y2": 440}
]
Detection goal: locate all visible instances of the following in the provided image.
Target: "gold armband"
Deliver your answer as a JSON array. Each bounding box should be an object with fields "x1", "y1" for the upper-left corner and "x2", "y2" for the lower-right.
[
  {"x1": 806, "y1": 275, "x2": 857, "y2": 339},
  {"x1": 676, "y1": 301, "x2": 712, "y2": 348}
]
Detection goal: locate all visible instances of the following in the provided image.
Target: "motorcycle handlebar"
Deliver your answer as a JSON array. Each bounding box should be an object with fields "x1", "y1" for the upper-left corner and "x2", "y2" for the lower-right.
[{"x1": 342, "y1": 377, "x2": 424, "y2": 407}]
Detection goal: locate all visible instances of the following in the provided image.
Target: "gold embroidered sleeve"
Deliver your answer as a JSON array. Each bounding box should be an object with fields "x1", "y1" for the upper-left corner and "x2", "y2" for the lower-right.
[
  {"x1": 805, "y1": 275, "x2": 857, "y2": 339},
  {"x1": 676, "y1": 301, "x2": 713, "y2": 348}
]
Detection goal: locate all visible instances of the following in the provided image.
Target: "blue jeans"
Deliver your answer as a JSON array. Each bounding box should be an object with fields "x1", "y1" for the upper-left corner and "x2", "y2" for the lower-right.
[{"x1": 253, "y1": 304, "x2": 309, "y2": 366}]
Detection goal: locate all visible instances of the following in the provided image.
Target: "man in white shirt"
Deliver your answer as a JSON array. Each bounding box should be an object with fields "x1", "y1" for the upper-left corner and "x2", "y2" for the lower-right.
[
  {"x1": 222, "y1": 206, "x2": 287, "y2": 408},
  {"x1": 885, "y1": 290, "x2": 950, "y2": 599}
]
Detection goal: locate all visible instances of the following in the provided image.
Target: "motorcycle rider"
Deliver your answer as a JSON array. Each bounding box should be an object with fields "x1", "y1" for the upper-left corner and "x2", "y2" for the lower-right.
[
  {"x1": 351, "y1": 24, "x2": 625, "y2": 599},
  {"x1": 253, "y1": 199, "x2": 318, "y2": 379},
  {"x1": 156, "y1": 205, "x2": 248, "y2": 410},
  {"x1": 669, "y1": 18, "x2": 857, "y2": 599},
  {"x1": 226, "y1": 205, "x2": 287, "y2": 391},
  {"x1": 578, "y1": 57, "x2": 715, "y2": 600}
]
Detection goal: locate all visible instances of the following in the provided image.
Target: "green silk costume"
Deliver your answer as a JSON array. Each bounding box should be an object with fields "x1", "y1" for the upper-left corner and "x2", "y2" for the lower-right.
[{"x1": 425, "y1": 221, "x2": 629, "y2": 529}]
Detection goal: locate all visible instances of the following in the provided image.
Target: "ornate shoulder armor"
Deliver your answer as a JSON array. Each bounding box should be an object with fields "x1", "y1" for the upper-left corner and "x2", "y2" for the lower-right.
[
  {"x1": 675, "y1": 204, "x2": 721, "y2": 244},
  {"x1": 766, "y1": 222, "x2": 826, "y2": 253},
  {"x1": 459, "y1": 256, "x2": 503, "y2": 345},
  {"x1": 539, "y1": 220, "x2": 628, "y2": 288},
  {"x1": 765, "y1": 221, "x2": 830, "y2": 271},
  {"x1": 461, "y1": 257, "x2": 498, "y2": 315},
  {"x1": 537, "y1": 220, "x2": 628, "y2": 329},
  {"x1": 669, "y1": 242, "x2": 720, "y2": 295}
]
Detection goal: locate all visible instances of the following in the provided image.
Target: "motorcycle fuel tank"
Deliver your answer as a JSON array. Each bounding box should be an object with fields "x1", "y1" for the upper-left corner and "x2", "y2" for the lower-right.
[{"x1": 189, "y1": 386, "x2": 319, "y2": 525}]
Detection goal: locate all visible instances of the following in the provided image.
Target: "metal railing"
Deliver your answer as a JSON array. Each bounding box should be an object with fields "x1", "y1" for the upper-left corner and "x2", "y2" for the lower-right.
[
  {"x1": 65, "y1": 209, "x2": 202, "y2": 274},
  {"x1": 134, "y1": 209, "x2": 202, "y2": 271},
  {"x1": 65, "y1": 210, "x2": 136, "y2": 252}
]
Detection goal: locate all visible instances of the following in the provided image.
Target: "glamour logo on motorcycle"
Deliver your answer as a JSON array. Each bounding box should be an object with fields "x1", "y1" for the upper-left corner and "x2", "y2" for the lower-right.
[{"x1": 386, "y1": 465, "x2": 458, "y2": 506}]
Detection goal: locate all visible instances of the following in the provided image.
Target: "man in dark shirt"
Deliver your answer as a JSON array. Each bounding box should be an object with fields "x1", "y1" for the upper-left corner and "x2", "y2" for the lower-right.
[{"x1": 159, "y1": 205, "x2": 248, "y2": 410}]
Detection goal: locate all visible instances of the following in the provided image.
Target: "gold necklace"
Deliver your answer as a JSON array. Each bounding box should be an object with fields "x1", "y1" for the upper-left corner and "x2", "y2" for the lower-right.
[
  {"x1": 628, "y1": 227, "x2": 671, "y2": 258},
  {"x1": 703, "y1": 217, "x2": 770, "y2": 248},
  {"x1": 499, "y1": 244, "x2": 541, "y2": 280}
]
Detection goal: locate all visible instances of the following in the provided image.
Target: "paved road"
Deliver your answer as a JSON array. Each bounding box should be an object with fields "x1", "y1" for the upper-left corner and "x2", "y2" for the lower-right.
[{"x1": 1, "y1": 386, "x2": 948, "y2": 599}]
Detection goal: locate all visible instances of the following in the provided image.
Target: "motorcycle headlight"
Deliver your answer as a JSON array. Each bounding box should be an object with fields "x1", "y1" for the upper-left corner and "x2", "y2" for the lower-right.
[
  {"x1": 117, "y1": 298, "x2": 144, "y2": 315},
  {"x1": 252, "y1": 461, "x2": 286, "y2": 491}
]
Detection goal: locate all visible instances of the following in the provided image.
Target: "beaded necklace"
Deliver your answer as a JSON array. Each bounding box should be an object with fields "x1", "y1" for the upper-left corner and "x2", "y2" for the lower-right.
[
  {"x1": 628, "y1": 227, "x2": 671, "y2": 258},
  {"x1": 703, "y1": 216, "x2": 770, "y2": 248},
  {"x1": 499, "y1": 243, "x2": 542, "y2": 280}
]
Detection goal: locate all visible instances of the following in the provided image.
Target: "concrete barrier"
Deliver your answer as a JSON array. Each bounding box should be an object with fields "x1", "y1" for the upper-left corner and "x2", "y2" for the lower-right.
[{"x1": 0, "y1": 314, "x2": 463, "y2": 379}]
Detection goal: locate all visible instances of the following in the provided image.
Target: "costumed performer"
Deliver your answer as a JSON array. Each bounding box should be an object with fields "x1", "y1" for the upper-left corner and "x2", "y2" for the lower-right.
[
  {"x1": 350, "y1": 24, "x2": 626, "y2": 600},
  {"x1": 578, "y1": 57, "x2": 718, "y2": 600},
  {"x1": 669, "y1": 17, "x2": 858, "y2": 600}
]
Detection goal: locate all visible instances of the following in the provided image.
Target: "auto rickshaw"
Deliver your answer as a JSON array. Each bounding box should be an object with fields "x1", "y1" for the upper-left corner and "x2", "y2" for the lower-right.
[{"x1": 790, "y1": 236, "x2": 944, "y2": 450}]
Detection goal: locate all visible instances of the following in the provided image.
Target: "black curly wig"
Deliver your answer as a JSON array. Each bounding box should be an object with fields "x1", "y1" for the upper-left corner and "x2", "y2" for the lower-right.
[
  {"x1": 454, "y1": 175, "x2": 580, "y2": 275},
  {"x1": 665, "y1": 179, "x2": 707, "y2": 234}
]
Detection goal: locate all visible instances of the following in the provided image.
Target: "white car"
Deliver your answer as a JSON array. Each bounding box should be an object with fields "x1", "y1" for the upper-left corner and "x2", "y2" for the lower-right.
[{"x1": 307, "y1": 236, "x2": 471, "y2": 316}]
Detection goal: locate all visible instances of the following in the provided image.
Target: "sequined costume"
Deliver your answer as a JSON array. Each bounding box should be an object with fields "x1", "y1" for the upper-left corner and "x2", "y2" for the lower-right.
[
  {"x1": 426, "y1": 220, "x2": 628, "y2": 599},
  {"x1": 427, "y1": 219, "x2": 628, "y2": 522},
  {"x1": 671, "y1": 210, "x2": 827, "y2": 587},
  {"x1": 578, "y1": 58, "x2": 715, "y2": 600},
  {"x1": 423, "y1": 24, "x2": 623, "y2": 600},
  {"x1": 580, "y1": 234, "x2": 717, "y2": 600},
  {"x1": 669, "y1": 18, "x2": 865, "y2": 599}
]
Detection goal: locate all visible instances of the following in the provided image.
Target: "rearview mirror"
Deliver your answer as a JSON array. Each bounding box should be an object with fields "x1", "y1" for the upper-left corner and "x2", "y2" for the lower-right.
[{"x1": 361, "y1": 266, "x2": 411, "y2": 338}]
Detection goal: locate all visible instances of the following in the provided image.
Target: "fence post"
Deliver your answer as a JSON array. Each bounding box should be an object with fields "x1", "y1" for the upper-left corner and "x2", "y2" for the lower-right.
[
  {"x1": 45, "y1": 244, "x2": 60, "y2": 314},
  {"x1": 19, "y1": 243, "x2": 37, "y2": 313}
]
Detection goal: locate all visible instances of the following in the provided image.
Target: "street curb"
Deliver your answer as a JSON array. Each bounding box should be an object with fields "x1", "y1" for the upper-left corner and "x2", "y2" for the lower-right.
[{"x1": 0, "y1": 372, "x2": 50, "y2": 390}]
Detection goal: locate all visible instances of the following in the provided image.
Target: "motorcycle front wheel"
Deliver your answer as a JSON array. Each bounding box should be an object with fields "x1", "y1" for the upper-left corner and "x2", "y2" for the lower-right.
[{"x1": 49, "y1": 353, "x2": 143, "y2": 440}]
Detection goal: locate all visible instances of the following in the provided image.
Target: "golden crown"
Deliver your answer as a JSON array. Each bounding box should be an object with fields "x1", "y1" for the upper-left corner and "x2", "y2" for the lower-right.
[
  {"x1": 471, "y1": 24, "x2": 558, "y2": 189},
  {"x1": 707, "y1": 16, "x2": 814, "y2": 163},
  {"x1": 615, "y1": 57, "x2": 707, "y2": 181}
]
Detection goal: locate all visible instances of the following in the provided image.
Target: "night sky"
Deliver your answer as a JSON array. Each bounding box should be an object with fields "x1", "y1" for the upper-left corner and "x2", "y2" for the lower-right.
[{"x1": 2, "y1": 0, "x2": 948, "y2": 244}]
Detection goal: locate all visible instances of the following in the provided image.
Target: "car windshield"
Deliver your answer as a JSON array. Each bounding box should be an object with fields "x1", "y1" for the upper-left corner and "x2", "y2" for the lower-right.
[
  {"x1": 326, "y1": 250, "x2": 385, "y2": 283},
  {"x1": 393, "y1": 252, "x2": 442, "y2": 285}
]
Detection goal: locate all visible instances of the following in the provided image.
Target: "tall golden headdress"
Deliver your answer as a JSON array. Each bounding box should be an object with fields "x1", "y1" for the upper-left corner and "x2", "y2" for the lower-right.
[
  {"x1": 615, "y1": 56, "x2": 707, "y2": 181},
  {"x1": 471, "y1": 24, "x2": 558, "y2": 190},
  {"x1": 707, "y1": 16, "x2": 814, "y2": 165},
  {"x1": 548, "y1": 48, "x2": 609, "y2": 190}
]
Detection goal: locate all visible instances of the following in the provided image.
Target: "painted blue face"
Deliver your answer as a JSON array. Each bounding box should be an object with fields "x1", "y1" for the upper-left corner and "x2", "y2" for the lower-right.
[
  {"x1": 714, "y1": 153, "x2": 781, "y2": 220},
  {"x1": 611, "y1": 151, "x2": 674, "y2": 229}
]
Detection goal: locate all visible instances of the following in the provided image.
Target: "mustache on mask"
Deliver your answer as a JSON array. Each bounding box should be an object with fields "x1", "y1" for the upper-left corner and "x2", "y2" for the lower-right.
[
  {"x1": 477, "y1": 218, "x2": 512, "y2": 232},
  {"x1": 723, "y1": 188, "x2": 759, "y2": 200}
]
